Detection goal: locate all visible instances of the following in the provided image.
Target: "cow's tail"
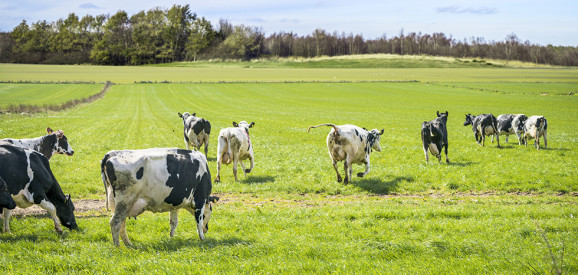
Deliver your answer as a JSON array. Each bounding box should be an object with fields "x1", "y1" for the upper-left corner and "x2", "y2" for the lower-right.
[
  {"x1": 308, "y1": 123, "x2": 339, "y2": 133},
  {"x1": 537, "y1": 117, "x2": 546, "y2": 133},
  {"x1": 100, "y1": 154, "x2": 112, "y2": 211}
]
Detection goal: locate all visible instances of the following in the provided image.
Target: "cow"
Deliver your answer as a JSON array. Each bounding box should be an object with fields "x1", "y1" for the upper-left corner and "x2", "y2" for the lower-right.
[
  {"x1": 0, "y1": 176, "x2": 17, "y2": 210},
  {"x1": 522, "y1": 116, "x2": 548, "y2": 150},
  {"x1": 421, "y1": 111, "x2": 449, "y2": 164},
  {"x1": 0, "y1": 143, "x2": 77, "y2": 234},
  {"x1": 496, "y1": 114, "x2": 527, "y2": 145},
  {"x1": 308, "y1": 124, "x2": 383, "y2": 184},
  {"x1": 215, "y1": 121, "x2": 255, "y2": 183},
  {"x1": 463, "y1": 114, "x2": 500, "y2": 148},
  {"x1": 1, "y1": 127, "x2": 74, "y2": 160},
  {"x1": 101, "y1": 148, "x2": 219, "y2": 246},
  {"x1": 178, "y1": 112, "x2": 211, "y2": 156}
]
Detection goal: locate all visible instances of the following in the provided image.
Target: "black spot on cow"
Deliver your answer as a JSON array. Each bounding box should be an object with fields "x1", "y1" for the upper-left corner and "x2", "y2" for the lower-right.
[
  {"x1": 136, "y1": 167, "x2": 144, "y2": 180},
  {"x1": 354, "y1": 129, "x2": 359, "y2": 136},
  {"x1": 164, "y1": 150, "x2": 198, "y2": 206},
  {"x1": 192, "y1": 119, "x2": 204, "y2": 135}
]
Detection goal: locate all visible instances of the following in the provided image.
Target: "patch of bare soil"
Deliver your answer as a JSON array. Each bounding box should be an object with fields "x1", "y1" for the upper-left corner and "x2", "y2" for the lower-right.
[{"x1": 9, "y1": 199, "x2": 106, "y2": 217}]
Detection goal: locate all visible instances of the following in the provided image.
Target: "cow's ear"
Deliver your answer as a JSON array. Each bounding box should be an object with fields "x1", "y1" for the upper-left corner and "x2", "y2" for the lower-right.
[
  {"x1": 192, "y1": 113, "x2": 196, "y2": 116},
  {"x1": 379, "y1": 129, "x2": 384, "y2": 135},
  {"x1": 47, "y1": 127, "x2": 53, "y2": 134},
  {"x1": 249, "y1": 122, "x2": 255, "y2": 128},
  {"x1": 178, "y1": 112, "x2": 183, "y2": 118},
  {"x1": 233, "y1": 122, "x2": 239, "y2": 127},
  {"x1": 445, "y1": 111, "x2": 449, "y2": 116},
  {"x1": 437, "y1": 111, "x2": 440, "y2": 117}
]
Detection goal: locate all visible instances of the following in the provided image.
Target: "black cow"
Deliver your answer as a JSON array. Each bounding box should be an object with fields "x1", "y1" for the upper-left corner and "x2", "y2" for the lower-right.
[
  {"x1": 464, "y1": 114, "x2": 500, "y2": 148},
  {"x1": 178, "y1": 112, "x2": 211, "y2": 156},
  {"x1": 421, "y1": 111, "x2": 449, "y2": 163},
  {"x1": 496, "y1": 114, "x2": 527, "y2": 145},
  {"x1": 101, "y1": 148, "x2": 219, "y2": 246},
  {"x1": 0, "y1": 144, "x2": 77, "y2": 234},
  {"x1": 1, "y1": 127, "x2": 74, "y2": 160}
]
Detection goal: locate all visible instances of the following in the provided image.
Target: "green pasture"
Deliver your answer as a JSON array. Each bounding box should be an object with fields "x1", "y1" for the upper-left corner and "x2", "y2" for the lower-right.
[
  {"x1": 0, "y1": 83, "x2": 103, "y2": 109},
  {"x1": 0, "y1": 59, "x2": 577, "y2": 273}
]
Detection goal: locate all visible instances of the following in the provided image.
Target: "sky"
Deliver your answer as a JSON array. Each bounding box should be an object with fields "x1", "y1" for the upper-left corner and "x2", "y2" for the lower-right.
[{"x1": 0, "y1": 0, "x2": 577, "y2": 46}]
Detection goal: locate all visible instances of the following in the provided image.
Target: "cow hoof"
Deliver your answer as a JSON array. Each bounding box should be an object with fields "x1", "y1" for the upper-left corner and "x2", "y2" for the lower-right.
[
  {"x1": 214, "y1": 177, "x2": 220, "y2": 183},
  {"x1": 245, "y1": 169, "x2": 251, "y2": 173},
  {"x1": 356, "y1": 173, "x2": 364, "y2": 178},
  {"x1": 337, "y1": 177, "x2": 342, "y2": 183}
]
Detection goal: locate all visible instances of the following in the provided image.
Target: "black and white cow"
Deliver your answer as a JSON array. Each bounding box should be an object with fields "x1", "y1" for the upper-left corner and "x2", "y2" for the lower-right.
[
  {"x1": 215, "y1": 121, "x2": 255, "y2": 183},
  {"x1": 522, "y1": 115, "x2": 548, "y2": 150},
  {"x1": 0, "y1": 176, "x2": 16, "y2": 211},
  {"x1": 308, "y1": 124, "x2": 383, "y2": 184},
  {"x1": 421, "y1": 111, "x2": 449, "y2": 164},
  {"x1": 1, "y1": 127, "x2": 74, "y2": 160},
  {"x1": 101, "y1": 148, "x2": 219, "y2": 246},
  {"x1": 0, "y1": 144, "x2": 77, "y2": 234},
  {"x1": 496, "y1": 114, "x2": 527, "y2": 145},
  {"x1": 178, "y1": 112, "x2": 211, "y2": 156},
  {"x1": 463, "y1": 114, "x2": 500, "y2": 148}
]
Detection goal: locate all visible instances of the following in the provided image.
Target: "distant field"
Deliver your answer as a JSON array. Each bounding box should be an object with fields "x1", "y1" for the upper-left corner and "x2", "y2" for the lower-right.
[
  {"x1": 0, "y1": 83, "x2": 103, "y2": 109},
  {"x1": 0, "y1": 58, "x2": 576, "y2": 273}
]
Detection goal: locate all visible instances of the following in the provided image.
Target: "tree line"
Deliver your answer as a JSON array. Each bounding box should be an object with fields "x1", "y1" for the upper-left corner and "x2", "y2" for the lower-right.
[{"x1": 1, "y1": 4, "x2": 576, "y2": 66}]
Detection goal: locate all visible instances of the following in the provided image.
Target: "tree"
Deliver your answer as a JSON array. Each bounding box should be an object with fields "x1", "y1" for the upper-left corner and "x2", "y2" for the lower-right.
[
  {"x1": 90, "y1": 10, "x2": 132, "y2": 65},
  {"x1": 166, "y1": 4, "x2": 195, "y2": 61},
  {"x1": 186, "y1": 16, "x2": 215, "y2": 61}
]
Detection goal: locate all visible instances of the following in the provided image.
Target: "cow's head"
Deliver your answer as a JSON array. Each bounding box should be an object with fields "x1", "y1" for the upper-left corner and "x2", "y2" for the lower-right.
[
  {"x1": 198, "y1": 196, "x2": 219, "y2": 240},
  {"x1": 56, "y1": 194, "x2": 77, "y2": 230},
  {"x1": 0, "y1": 177, "x2": 16, "y2": 210},
  {"x1": 368, "y1": 129, "x2": 384, "y2": 152},
  {"x1": 47, "y1": 127, "x2": 74, "y2": 156},
  {"x1": 233, "y1": 121, "x2": 255, "y2": 134},
  {"x1": 463, "y1": 114, "x2": 473, "y2": 126},
  {"x1": 178, "y1": 112, "x2": 196, "y2": 122}
]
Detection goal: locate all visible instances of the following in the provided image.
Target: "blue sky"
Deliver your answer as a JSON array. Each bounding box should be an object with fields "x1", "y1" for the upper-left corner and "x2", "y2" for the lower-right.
[{"x1": 0, "y1": 0, "x2": 576, "y2": 46}]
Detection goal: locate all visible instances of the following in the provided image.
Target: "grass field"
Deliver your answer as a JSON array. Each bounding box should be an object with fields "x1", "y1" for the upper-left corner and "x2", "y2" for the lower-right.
[{"x1": 0, "y1": 56, "x2": 576, "y2": 273}]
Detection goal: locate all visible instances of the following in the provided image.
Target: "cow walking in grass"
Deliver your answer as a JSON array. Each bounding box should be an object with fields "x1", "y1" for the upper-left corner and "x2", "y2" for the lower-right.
[
  {"x1": 496, "y1": 114, "x2": 527, "y2": 145},
  {"x1": 421, "y1": 111, "x2": 449, "y2": 164},
  {"x1": 215, "y1": 121, "x2": 255, "y2": 182},
  {"x1": 463, "y1": 114, "x2": 500, "y2": 148},
  {"x1": 101, "y1": 148, "x2": 219, "y2": 246},
  {"x1": 178, "y1": 112, "x2": 211, "y2": 156},
  {"x1": 522, "y1": 116, "x2": 548, "y2": 150},
  {"x1": 308, "y1": 124, "x2": 383, "y2": 184}
]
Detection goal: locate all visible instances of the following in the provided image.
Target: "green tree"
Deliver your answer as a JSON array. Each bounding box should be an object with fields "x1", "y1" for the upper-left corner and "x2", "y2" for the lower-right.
[
  {"x1": 90, "y1": 10, "x2": 132, "y2": 65},
  {"x1": 186, "y1": 16, "x2": 215, "y2": 61},
  {"x1": 166, "y1": 4, "x2": 195, "y2": 61}
]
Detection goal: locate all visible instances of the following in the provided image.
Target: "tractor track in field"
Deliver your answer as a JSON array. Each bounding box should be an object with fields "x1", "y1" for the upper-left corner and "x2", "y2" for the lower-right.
[{"x1": 7, "y1": 191, "x2": 576, "y2": 218}]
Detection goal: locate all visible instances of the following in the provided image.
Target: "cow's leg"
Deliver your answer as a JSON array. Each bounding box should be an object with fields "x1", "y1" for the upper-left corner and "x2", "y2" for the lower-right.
[
  {"x1": 357, "y1": 159, "x2": 370, "y2": 178},
  {"x1": 543, "y1": 131, "x2": 547, "y2": 149},
  {"x1": 38, "y1": 199, "x2": 63, "y2": 234},
  {"x1": 505, "y1": 134, "x2": 509, "y2": 143},
  {"x1": 496, "y1": 134, "x2": 500, "y2": 148},
  {"x1": 492, "y1": 134, "x2": 495, "y2": 143},
  {"x1": 332, "y1": 160, "x2": 342, "y2": 182},
  {"x1": 423, "y1": 144, "x2": 429, "y2": 163},
  {"x1": 169, "y1": 210, "x2": 178, "y2": 237},
  {"x1": 2, "y1": 209, "x2": 10, "y2": 233},
  {"x1": 516, "y1": 133, "x2": 522, "y2": 145},
  {"x1": 110, "y1": 202, "x2": 129, "y2": 247},
  {"x1": 204, "y1": 138, "x2": 210, "y2": 156},
  {"x1": 232, "y1": 154, "x2": 239, "y2": 182},
  {"x1": 444, "y1": 144, "x2": 449, "y2": 163},
  {"x1": 535, "y1": 136, "x2": 540, "y2": 150},
  {"x1": 119, "y1": 219, "x2": 131, "y2": 246},
  {"x1": 185, "y1": 140, "x2": 190, "y2": 150},
  {"x1": 215, "y1": 160, "x2": 221, "y2": 183},
  {"x1": 246, "y1": 154, "x2": 254, "y2": 174}
]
